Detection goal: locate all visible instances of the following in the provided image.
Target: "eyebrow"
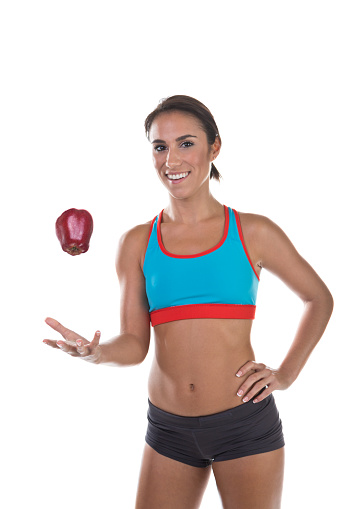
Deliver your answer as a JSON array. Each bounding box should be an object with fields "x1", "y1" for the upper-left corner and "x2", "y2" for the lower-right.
[{"x1": 151, "y1": 134, "x2": 198, "y2": 144}]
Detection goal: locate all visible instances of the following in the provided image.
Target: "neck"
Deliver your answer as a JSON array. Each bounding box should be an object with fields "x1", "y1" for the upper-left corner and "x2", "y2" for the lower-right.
[{"x1": 164, "y1": 190, "x2": 223, "y2": 225}]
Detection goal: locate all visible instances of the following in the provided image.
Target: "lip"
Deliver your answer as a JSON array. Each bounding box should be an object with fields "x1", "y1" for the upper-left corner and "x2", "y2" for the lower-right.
[{"x1": 165, "y1": 171, "x2": 191, "y2": 184}]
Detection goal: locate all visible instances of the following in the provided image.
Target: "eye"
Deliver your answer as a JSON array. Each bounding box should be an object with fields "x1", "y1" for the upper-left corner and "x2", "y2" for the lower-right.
[
  {"x1": 154, "y1": 145, "x2": 167, "y2": 152},
  {"x1": 181, "y1": 141, "x2": 194, "y2": 148}
]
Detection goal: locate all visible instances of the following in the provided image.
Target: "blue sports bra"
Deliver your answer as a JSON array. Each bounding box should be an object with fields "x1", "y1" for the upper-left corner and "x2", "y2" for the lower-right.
[{"x1": 143, "y1": 205, "x2": 260, "y2": 327}]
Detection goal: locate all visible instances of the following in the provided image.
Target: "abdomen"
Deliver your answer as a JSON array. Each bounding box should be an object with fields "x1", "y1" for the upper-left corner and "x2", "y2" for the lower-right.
[{"x1": 148, "y1": 318, "x2": 256, "y2": 416}]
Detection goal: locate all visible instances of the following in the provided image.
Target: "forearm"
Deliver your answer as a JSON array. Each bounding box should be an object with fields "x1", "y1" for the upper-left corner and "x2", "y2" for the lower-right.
[
  {"x1": 98, "y1": 333, "x2": 148, "y2": 367},
  {"x1": 279, "y1": 290, "x2": 334, "y2": 384}
]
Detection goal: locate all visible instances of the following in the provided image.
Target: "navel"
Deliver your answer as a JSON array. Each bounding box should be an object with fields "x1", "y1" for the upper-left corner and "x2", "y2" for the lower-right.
[{"x1": 189, "y1": 384, "x2": 195, "y2": 391}]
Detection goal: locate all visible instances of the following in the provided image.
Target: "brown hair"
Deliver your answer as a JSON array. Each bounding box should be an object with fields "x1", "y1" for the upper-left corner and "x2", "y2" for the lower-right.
[{"x1": 144, "y1": 95, "x2": 222, "y2": 181}]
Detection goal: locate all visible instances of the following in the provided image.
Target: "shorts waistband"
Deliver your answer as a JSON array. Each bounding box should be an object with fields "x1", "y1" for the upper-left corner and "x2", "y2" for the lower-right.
[{"x1": 147, "y1": 394, "x2": 272, "y2": 429}]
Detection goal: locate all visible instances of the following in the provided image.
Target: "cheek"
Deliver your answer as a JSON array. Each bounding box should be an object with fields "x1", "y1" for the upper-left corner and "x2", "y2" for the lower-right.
[
  {"x1": 153, "y1": 153, "x2": 165, "y2": 169},
  {"x1": 154, "y1": 164, "x2": 165, "y2": 180},
  {"x1": 191, "y1": 150, "x2": 210, "y2": 167}
]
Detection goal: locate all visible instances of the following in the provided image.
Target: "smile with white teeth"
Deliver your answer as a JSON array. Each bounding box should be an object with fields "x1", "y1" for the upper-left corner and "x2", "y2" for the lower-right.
[{"x1": 166, "y1": 171, "x2": 190, "y2": 180}]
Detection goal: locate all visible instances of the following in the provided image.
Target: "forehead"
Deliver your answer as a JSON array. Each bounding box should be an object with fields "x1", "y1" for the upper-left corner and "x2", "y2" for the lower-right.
[{"x1": 149, "y1": 111, "x2": 204, "y2": 141}]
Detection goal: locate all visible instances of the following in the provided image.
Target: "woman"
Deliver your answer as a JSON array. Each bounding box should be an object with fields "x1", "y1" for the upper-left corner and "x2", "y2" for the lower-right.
[{"x1": 44, "y1": 95, "x2": 333, "y2": 509}]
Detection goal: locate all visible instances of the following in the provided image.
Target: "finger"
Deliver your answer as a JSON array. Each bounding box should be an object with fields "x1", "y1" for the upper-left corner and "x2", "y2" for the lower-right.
[
  {"x1": 43, "y1": 339, "x2": 60, "y2": 349},
  {"x1": 75, "y1": 339, "x2": 90, "y2": 356},
  {"x1": 242, "y1": 374, "x2": 278, "y2": 402},
  {"x1": 236, "y1": 369, "x2": 271, "y2": 399},
  {"x1": 243, "y1": 380, "x2": 273, "y2": 403},
  {"x1": 45, "y1": 317, "x2": 85, "y2": 345},
  {"x1": 76, "y1": 331, "x2": 100, "y2": 356},
  {"x1": 253, "y1": 386, "x2": 272, "y2": 404},
  {"x1": 235, "y1": 360, "x2": 254, "y2": 377},
  {"x1": 235, "y1": 361, "x2": 266, "y2": 378},
  {"x1": 45, "y1": 317, "x2": 72, "y2": 340},
  {"x1": 56, "y1": 340, "x2": 78, "y2": 356}
]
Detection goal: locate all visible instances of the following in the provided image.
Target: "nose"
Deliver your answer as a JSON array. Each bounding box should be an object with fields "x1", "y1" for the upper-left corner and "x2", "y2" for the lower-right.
[{"x1": 165, "y1": 148, "x2": 181, "y2": 169}]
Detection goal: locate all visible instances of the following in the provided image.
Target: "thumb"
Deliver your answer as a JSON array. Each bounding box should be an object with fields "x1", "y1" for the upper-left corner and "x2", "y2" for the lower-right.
[
  {"x1": 90, "y1": 330, "x2": 101, "y2": 349},
  {"x1": 86, "y1": 330, "x2": 101, "y2": 358}
]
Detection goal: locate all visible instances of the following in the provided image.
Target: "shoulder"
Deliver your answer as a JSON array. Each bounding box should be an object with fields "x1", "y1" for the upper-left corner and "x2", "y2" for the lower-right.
[
  {"x1": 116, "y1": 220, "x2": 153, "y2": 270},
  {"x1": 237, "y1": 211, "x2": 278, "y2": 240},
  {"x1": 118, "y1": 221, "x2": 153, "y2": 248},
  {"x1": 237, "y1": 211, "x2": 333, "y2": 305},
  {"x1": 237, "y1": 211, "x2": 294, "y2": 267}
]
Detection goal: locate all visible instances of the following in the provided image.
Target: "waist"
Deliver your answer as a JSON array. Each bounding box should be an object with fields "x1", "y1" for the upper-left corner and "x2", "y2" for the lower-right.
[
  {"x1": 148, "y1": 319, "x2": 255, "y2": 416},
  {"x1": 147, "y1": 391, "x2": 272, "y2": 426}
]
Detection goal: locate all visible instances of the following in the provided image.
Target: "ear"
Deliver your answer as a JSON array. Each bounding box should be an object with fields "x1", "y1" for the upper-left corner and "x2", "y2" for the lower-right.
[{"x1": 211, "y1": 135, "x2": 221, "y2": 161}]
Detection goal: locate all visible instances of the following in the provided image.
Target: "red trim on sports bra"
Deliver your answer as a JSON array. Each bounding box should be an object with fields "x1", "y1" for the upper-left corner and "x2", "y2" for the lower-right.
[
  {"x1": 157, "y1": 205, "x2": 229, "y2": 259},
  {"x1": 147, "y1": 216, "x2": 157, "y2": 246},
  {"x1": 150, "y1": 303, "x2": 256, "y2": 326},
  {"x1": 233, "y1": 210, "x2": 260, "y2": 282},
  {"x1": 142, "y1": 216, "x2": 157, "y2": 272}
]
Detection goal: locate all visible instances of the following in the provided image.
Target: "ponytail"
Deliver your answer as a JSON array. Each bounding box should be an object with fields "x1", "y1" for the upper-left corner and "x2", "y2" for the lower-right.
[{"x1": 210, "y1": 163, "x2": 222, "y2": 181}]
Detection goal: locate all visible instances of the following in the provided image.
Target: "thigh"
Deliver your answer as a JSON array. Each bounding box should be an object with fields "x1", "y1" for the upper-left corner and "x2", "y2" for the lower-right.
[
  {"x1": 212, "y1": 447, "x2": 285, "y2": 509},
  {"x1": 135, "y1": 444, "x2": 212, "y2": 509}
]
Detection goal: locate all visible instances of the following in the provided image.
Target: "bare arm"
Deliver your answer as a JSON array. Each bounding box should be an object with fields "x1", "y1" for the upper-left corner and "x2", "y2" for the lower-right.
[
  {"x1": 99, "y1": 225, "x2": 151, "y2": 366},
  {"x1": 235, "y1": 214, "x2": 334, "y2": 402},
  {"x1": 44, "y1": 224, "x2": 151, "y2": 367}
]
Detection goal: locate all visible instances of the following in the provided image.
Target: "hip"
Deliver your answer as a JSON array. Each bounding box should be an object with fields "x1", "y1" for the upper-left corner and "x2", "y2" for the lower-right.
[{"x1": 145, "y1": 393, "x2": 285, "y2": 468}]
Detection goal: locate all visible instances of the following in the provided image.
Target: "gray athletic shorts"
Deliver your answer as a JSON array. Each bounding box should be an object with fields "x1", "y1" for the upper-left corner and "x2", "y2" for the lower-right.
[{"x1": 145, "y1": 394, "x2": 285, "y2": 468}]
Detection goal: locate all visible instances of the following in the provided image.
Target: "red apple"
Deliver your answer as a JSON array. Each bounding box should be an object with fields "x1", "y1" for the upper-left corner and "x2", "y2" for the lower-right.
[{"x1": 55, "y1": 208, "x2": 93, "y2": 256}]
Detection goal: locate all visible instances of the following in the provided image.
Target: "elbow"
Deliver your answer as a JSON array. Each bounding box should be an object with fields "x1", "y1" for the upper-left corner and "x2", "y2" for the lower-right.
[
  {"x1": 131, "y1": 351, "x2": 148, "y2": 367},
  {"x1": 139, "y1": 344, "x2": 150, "y2": 364},
  {"x1": 326, "y1": 289, "x2": 334, "y2": 316},
  {"x1": 320, "y1": 284, "x2": 334, "y2": 316},
  {"x1": 304, "y1": 286, "x2": 334, "y2": 318},
  {"x1": 134, "y1": 336, "x2": 150, "y2": 366},
  {"x1": 122, "y1": 342, "x2": 149, "y2": 367},
  {"x1": 136, "y1": 355, "x2": 147, "y2": 366}
]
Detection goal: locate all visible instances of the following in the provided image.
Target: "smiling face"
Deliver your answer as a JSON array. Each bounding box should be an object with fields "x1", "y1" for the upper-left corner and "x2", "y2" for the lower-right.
[{"x1": 149, "y1": 111, "x2": 221, "y2": 200}]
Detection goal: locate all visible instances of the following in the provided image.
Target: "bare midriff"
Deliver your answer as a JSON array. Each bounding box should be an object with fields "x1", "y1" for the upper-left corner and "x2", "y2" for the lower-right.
[{"x1": 148, "y1": 317, "x2": 257, "y2": 417}]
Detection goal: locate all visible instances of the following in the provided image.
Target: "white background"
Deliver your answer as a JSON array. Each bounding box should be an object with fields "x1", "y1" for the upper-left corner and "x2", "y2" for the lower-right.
[{"x1": 1, "y1": 1, "x2": 338, "y2": 507}]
